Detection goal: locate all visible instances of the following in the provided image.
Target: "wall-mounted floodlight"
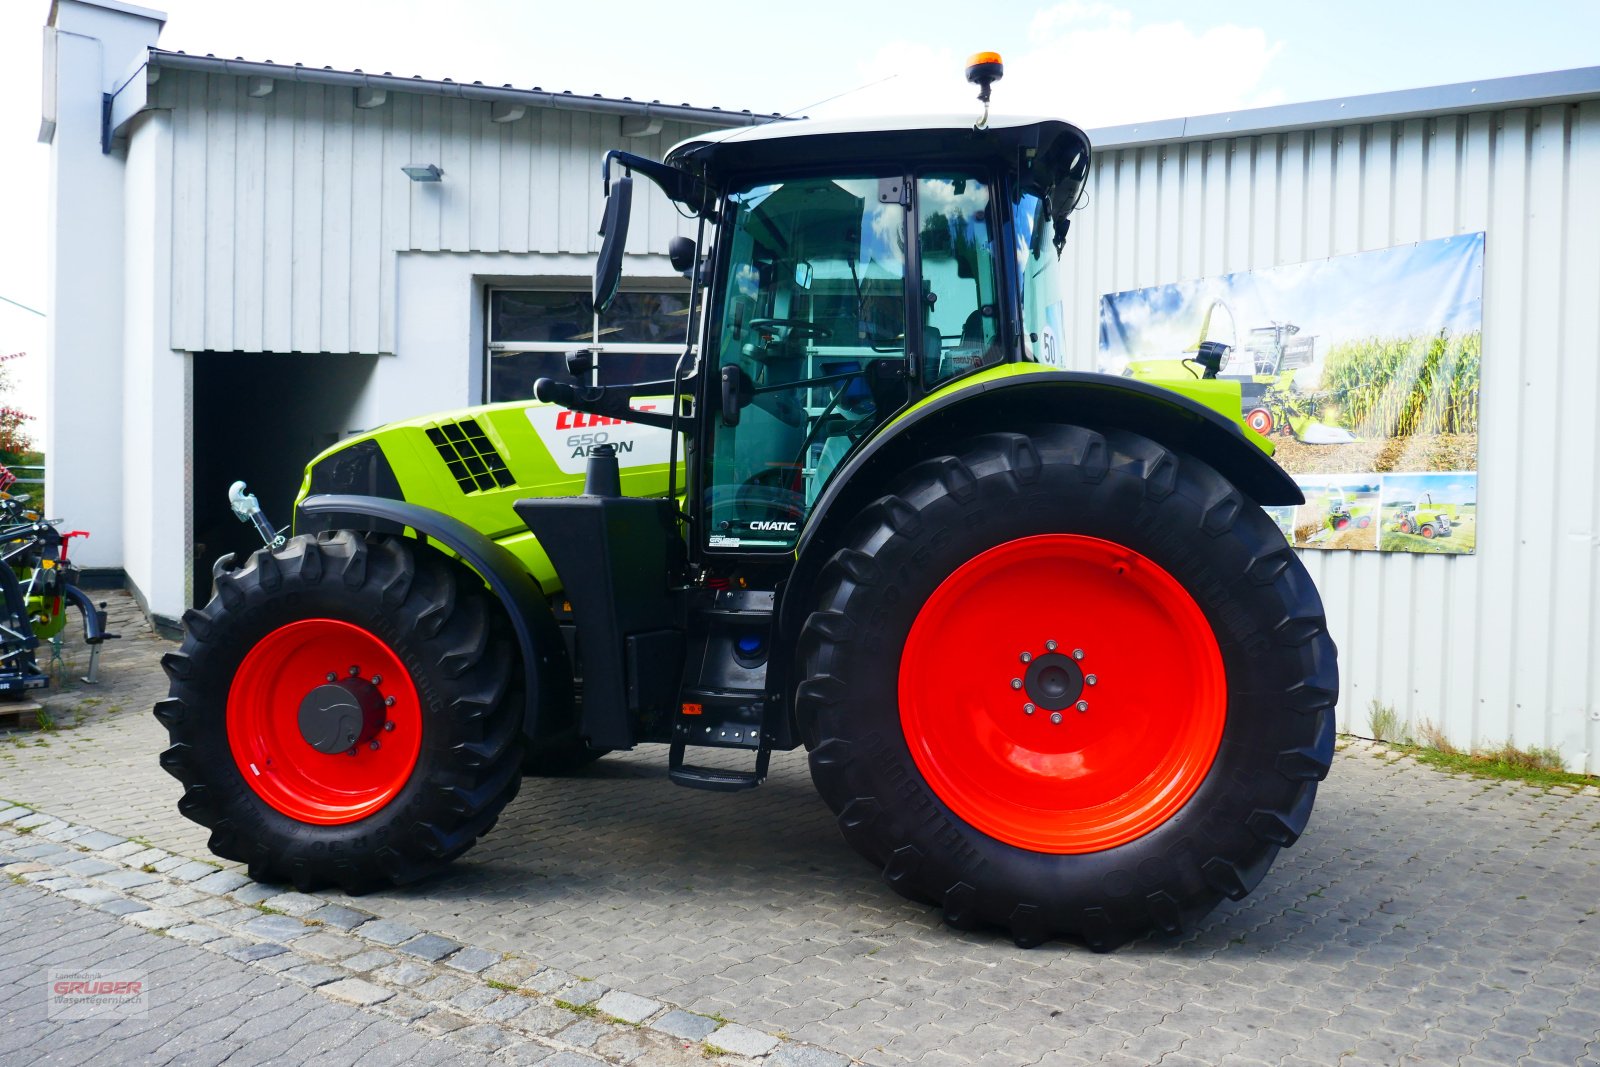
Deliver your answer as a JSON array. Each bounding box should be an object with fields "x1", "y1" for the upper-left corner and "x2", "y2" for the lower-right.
[{"x1": 401, "y1": 163, "x2": 443, "y2": 182}]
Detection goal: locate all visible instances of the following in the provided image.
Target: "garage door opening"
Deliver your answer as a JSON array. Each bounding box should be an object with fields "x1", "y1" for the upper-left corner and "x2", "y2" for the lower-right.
[{"x1": 191, "y1": 352, "x2": 377, "y2": 609}]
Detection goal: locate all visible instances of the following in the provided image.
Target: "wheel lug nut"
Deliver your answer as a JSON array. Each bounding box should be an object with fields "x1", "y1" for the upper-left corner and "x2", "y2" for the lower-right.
[
  {"x1": 1050, "y1": 712, "x2": 1063, "y2": 724},
  {"x1": 1072, "y1": 648, "x2": 1085, "y2": 660},
  {"x1": 369, "y1": 740, "x2": 380, "y2": 751},
  {"x1": 1020, "y1": 652, "x2": 1032, "y2": 664},
  {"x1": 383, "y1": 720, "x2": 395, "y2": 731},
  {"x1": 1076, "y1": 700, "x2": 1089, "y2": 712},
  {"x1": 349, "y1": 666, "x2": 360, "y2": 676},
  {"x1": 1023, "y1": 703, "x2": 1035, "y2": 715},
  {"x1": 384, "y1": 695, "x2": 396, "y2": 707},
  {"x1": 326, "y1": 672, "x2": 337, "y2": 682},
  {"x1": 347, "y1": 747, "x2": 358, "y2": 757},
  {"x1": 1046, "y1": 639, "x2": 1057, "y2": 651},
  {"x1": 1086, "y1": 674, "x2": 1098, "y2": 686},
  {"x1": 1010, "y1": 678, "x2": 1022, "y2": 690},
  {"x1": 370, "y1": 675, "x2": 382, "y2": 686}
]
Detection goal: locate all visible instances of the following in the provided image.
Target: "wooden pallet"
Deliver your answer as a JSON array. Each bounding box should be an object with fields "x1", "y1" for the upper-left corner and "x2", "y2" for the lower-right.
[{"x1": 0, "y1": 700, "x2": 44, "y2": 730}]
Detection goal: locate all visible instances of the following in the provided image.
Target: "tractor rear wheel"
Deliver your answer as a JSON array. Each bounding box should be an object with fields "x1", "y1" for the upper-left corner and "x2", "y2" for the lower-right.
[
  {"x1": 1245, "y1": 408, "x2": 1274, "y2": 435},
  {"x1": 796, "y1": 426, "x2": 1336, "y2": 950},
  {"x1": 155, "y1": 532, "x2": 523, "y2": 892}
]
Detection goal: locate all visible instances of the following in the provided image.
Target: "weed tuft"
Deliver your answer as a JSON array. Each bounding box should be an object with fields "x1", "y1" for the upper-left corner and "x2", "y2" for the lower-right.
[{"x1": 1367, "y1": 700, "x2": 1407, "y2": 744}]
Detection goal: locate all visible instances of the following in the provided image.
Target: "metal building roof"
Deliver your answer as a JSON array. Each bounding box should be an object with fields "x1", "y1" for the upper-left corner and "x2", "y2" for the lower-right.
[
  {"x1": 145, "y1": 48, "x2": 784, "y2": 130},
  {"x1": 1090, "y1": 65, "x2": 1600, "y2": 150}
]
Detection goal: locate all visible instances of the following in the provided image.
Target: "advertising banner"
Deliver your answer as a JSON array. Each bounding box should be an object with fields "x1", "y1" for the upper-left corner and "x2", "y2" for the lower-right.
[{"x1": 1098, "y1": 233, "x2": 1484, "y2": 553}]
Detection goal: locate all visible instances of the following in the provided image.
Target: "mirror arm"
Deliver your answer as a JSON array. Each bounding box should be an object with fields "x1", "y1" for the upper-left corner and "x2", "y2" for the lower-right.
[{"x1": 602, "y1": 149, "x2": 712, "y2": 216}]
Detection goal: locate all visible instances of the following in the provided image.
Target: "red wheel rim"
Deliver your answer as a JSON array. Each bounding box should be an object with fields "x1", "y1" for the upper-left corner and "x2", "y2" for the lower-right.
[
  {"x1": 1420, "y1": 525, "x2": 1435, "y2": 538},
  {"x1": 1334, "y1": 516, "x2": 1350, "y2": 530},
  {"x1": 227, "y1": 619, "x2": 423, "y2": 824},
  {"x1": 1358, "y1": 516, "x2": 1371, "y2": 528},
  {"x1": 898, "y1": 535, "x2": 1226, "y2": 854},
  {"x1": 1246, "y1": 408, "x2": 1274, "y2": 436}
]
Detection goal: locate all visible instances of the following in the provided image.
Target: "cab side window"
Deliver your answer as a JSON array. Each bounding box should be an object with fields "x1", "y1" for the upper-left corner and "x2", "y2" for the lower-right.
[{"x1": 918, "y1": 175, "x2": 1000, "y2": 390}]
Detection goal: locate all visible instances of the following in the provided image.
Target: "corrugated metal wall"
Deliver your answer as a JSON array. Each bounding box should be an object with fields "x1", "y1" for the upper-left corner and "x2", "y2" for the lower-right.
[
  {"x1": 153, "y1": 72, "x2": 707, "y2": 356},
  {"x1": 1060, "y1": 102, "x2": 1600, "y2": 770}
]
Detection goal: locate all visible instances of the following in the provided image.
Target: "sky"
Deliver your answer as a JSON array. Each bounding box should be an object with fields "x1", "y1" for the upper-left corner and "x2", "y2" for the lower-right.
[{"x1": 2, "y1": 0, "x2": 1598, "y2": 444}]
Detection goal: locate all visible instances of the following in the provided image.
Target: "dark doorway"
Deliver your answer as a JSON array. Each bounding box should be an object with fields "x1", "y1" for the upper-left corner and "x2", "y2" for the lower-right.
[{"x1": 191, "y1": 352, "x2": 378, "y2": 608}]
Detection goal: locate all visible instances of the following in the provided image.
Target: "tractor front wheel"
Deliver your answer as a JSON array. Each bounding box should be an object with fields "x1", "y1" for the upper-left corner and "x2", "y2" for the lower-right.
[
  {"x1": 1245, "y1": 408, "x2": 1274, "y2": 436},
  {"x1": 796, "y1": 426, "x2": 1336, "y2": 950},
  {"x1": 155, "y1": 532, "x2": 523, "y2": 892}
]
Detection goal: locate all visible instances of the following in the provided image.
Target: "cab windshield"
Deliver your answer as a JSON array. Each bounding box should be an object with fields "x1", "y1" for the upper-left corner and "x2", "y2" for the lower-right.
[{"x1": 704, "y1": 172, "x2": 998, "y2": 552}]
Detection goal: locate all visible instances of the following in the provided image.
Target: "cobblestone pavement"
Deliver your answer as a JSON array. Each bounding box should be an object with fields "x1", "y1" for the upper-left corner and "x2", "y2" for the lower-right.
[
  {"x1": 4, "y1": 592, "x2": 1600, "y2": 1066},
  {"x1": 0, "y1": 878, "x2": 501, "y2": 1067},
  {"x1": 0, "y1": 817, "x2": 812, "y2": 1066}
]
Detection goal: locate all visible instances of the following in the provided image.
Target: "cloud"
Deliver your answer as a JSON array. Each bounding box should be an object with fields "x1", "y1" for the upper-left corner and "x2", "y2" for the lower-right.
[{"x1": 813, "y1": 4, "x2": 1285, "y2": 127}]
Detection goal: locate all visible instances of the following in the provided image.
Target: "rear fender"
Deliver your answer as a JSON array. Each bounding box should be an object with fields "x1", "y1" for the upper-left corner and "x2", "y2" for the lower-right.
[
  {"x1": 297, "y1": 494, "x2": 574, "y2": 743},
  {"x1": 769, "y1": 370, "x2": 1302, "y2": 726}
]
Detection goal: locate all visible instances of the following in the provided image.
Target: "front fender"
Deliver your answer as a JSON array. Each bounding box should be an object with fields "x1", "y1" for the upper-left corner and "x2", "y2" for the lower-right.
[
  {"x1": 798, "y1": 370, "x2": 1299, "y2": 564},
  {"x1": 297, "y1": 494, "x2": 574, "y2": 743}
]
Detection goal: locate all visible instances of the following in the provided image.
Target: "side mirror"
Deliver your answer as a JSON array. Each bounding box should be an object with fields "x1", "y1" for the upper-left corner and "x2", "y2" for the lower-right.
[
  {"x1": 720, "y1": 364, "x2": 751, "y2": 427},
  {"x1": 594, "y1": 175, "x2": 633, "y2": 315},
  {"x1": 565, "y1": 348, "x2": 595, "y2": 378},
  {"x1": 668, "y1": 236, "x2": 696, "y2": 274}
]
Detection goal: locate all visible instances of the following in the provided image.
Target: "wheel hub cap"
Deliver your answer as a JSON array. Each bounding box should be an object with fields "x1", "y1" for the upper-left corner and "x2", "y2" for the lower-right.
[
  {"x1": 1022, "y1": 652, "x2": 1084, "y2": 711},
  {"x1": 297, "y1": 678, "x2": 386, "y2": 754}
]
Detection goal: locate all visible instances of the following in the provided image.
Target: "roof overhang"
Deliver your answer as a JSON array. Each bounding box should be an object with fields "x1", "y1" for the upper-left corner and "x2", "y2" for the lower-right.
[
  {"x1": 1090, "y1": 65, "x2": 1600, "y2": 151},
  {"x1": 119, "y1": 49, "x2": 780, "y2": 135}
]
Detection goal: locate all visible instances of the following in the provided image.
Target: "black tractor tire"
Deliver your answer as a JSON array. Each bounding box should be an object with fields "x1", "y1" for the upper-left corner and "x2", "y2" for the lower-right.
[
  {"x1": 795, "y1": 425, "x2": 1337, "y2": 950},
  {"x1": 155, "y1": 531, "x2": 523, "y2": 893}
]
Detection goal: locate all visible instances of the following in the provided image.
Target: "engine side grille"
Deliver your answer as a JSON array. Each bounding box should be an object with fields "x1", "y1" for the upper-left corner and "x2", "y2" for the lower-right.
[{"x1": 426, "y1": 418, "x2": 516, "y2": 493}]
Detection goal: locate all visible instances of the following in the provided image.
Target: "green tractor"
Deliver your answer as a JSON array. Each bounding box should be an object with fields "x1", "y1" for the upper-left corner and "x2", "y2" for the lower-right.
[
  {"x1": 1392, "y1": 492, "x2": 1455, "y2": 539},
  {"x1": 1325, "y1": 488, "x2": 1373, "y2": 531},
  {"x1": 154, "y1": 57, "x2": 1337, "y2": 950},
  {"x1": 1124, "y1": 308, "x2": 1354, "y2": 444}
]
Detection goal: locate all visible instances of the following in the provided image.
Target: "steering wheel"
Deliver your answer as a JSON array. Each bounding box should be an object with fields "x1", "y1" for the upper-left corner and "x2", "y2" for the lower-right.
[{"x1": 749, "y1": 318, "x2": 832, "y2": 341}]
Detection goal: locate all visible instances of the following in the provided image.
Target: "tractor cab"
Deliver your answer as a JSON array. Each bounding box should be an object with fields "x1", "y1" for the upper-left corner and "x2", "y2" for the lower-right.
[{"x1": 532, "y1": 112, "x2": 1091, "y2": 561}]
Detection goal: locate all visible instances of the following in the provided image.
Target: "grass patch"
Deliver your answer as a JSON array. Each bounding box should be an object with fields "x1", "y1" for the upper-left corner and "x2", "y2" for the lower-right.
[
  {"x1": 703, "y1": 1045, "x2": 729, "y2": 1059},
  {"x1": 1361, "y1": 705, "x2": 1595, "y2": 790},
  {"x1": 34, "y1": 709, "x2": 56, "y2": 732},
  {"x1": 253, "y1": 903, "x2": 284, "y2": 915},
  {"x1": 555, "y1": 1000, "x2": 599, "y2": 1017},
  {"x1": 1410, "y1": 740, "x2": 1588, "y2": 789},
  {"x1": 485, "y1": 979, "x2": 516, "y2": 992}
]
